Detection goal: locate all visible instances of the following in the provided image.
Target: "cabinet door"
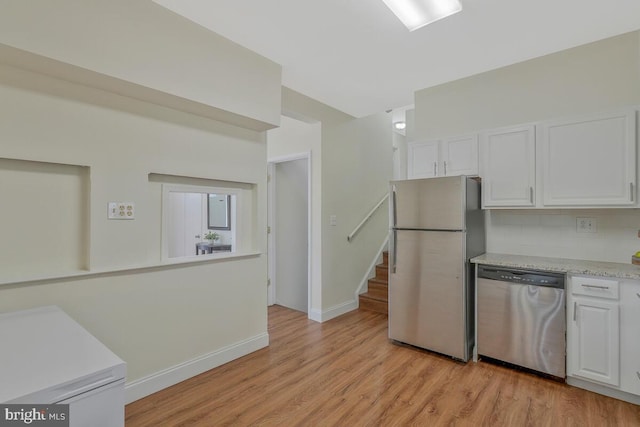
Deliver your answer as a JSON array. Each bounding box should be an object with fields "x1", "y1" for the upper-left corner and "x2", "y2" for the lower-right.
[
  {"x1": 567, "y1": 297, "x2": 620, "y2": 386},
  {"x1": 620, "y1": 281, "x2": 640, "y2": 395},
  {"x1": 540, "y1": 110, "x2": 636, "y2": 206},
  {"x1": 59, "y1": 380, "x2": 125, "y2": 427},
  {"x1": 407, "y1": 140, "x2": 439, "y2": 179},
  {"x1": 480, "y1": 125, "x2": 536, "y2": 207},
  {"x1": 442, "y1": 134, "x2": 478, "y2": 176}
]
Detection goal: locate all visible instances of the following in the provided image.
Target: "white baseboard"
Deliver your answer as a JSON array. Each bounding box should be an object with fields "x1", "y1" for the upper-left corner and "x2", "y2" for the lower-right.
[
  {"x1": 308, "y1": 300, "x2": 358, "y2": 323},
  {"x1": 308, "y1": 308, "x2": 322, "y2": 322},
  {"x1": 566, "y1": 376, "x2": 640, "y2": 405},
  {"x1": 125, "y1": 332, "x2": 269, "y2": 403}
]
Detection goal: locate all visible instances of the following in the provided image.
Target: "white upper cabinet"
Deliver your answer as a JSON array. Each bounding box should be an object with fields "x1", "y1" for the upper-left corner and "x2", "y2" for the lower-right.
[
  {"x1": 442, "y1": 134, "x2": 479, "y2": 176},
  {"x1": 540, "y1": 109, "x2": 637, "y2": 206},
  {"x1": 407, "y1": 140, "x2": 439, "y2": 179},
  {"x1": 407, "y1": 135, "x2": 478, "y2": 179},
  {"x1": 480, "y1": 125, "x2": 536, "y2": 207}
]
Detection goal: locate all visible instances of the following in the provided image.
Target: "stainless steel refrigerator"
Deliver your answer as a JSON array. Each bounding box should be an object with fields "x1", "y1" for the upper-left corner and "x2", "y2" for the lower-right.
[{"x1": 389, "y1": 176, "x2": 485, "y2": 361}]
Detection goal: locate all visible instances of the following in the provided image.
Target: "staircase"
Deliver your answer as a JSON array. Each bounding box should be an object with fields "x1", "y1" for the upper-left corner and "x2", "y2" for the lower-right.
[{"x1": 358, "y1": 251, "x2": 389, "y2": 315}]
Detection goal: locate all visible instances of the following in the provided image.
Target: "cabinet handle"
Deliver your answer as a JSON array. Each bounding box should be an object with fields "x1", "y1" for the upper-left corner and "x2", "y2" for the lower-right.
[
  {"x1": 444, "y1": 161, "x2": 447, "y2": 176},
  {"x1": 637, "y1": 371, "x2": 640, "y2": 380},
  {"x1": 529, "y1": 187, "x2": 534, "y2": 204},
  {"x1": 581, "y1": 284, "x2": 610, "y2": 290},
  {"x1": 433, "y1": 162, "x2": 437, "y2": 176},
  {"x1": 631, "y1": 183, "x2": 634, "y2": 202},
  {"x1": 573, "y1": 302, "x2": 577, "y2": 321}
]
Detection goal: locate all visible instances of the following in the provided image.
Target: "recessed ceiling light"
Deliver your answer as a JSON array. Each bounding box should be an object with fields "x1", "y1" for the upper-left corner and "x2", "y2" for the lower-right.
[{"x1": 382, "y1": 0, "x2": 462, "y2": 31}]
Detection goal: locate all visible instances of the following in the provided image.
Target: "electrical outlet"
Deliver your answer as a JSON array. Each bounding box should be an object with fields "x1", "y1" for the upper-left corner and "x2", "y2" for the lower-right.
[
  {"x1": 329, "y1": 215, "x2": 337, "y2": 226},
  {"x1": 108, "y1": 202, "x2": 135, "y2": 220},
  {"x1": 576, "y1": 217, "x2": 596, "y2": 233}
]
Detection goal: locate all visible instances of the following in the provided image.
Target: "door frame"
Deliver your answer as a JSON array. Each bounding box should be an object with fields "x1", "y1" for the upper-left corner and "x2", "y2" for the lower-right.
[{"x1": 267, "y1": 151, "x2": 312, "y2": 314}]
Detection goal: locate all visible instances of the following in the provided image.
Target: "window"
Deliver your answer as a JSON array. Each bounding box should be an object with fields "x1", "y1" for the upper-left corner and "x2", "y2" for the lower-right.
[{"x1": 162, "y1": 184, "x2": 237, "y2": 259}]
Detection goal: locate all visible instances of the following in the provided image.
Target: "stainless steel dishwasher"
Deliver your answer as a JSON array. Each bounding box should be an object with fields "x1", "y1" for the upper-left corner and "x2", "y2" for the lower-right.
[{"x1": 477, "y1": 265, "x2": 566, "y2": 378}]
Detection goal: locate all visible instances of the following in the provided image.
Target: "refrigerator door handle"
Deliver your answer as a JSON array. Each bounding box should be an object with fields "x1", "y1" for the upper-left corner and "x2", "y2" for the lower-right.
[
  {"x1": 391, "y1": 186, "x2": 397, "y2": 273},
  {"x1": 391, "y1": 185, "x2": 397, "y2": 228},
  {"x1": 391, "y1": 229, "x2": 397, "y2": 274}
]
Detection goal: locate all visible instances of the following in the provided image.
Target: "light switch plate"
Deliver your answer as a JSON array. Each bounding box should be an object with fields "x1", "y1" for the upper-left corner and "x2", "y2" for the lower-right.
[{"x1": 108, "y1": 202, "x2": 135, "y2": 220}]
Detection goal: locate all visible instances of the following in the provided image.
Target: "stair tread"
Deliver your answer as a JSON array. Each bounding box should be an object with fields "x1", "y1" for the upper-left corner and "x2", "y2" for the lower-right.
[
  {"x1": 360, "y1": 290, "x2": 388, "y2": 302},
  {"x1": 359, "y1": 296, "x2": 388, "y2": 315},
  {"x1": 369, "y1": 277, "x2": 388, "y2": 285},
  {"x1": 367, "y1": 281, "x2": 387, "y2": 291}
]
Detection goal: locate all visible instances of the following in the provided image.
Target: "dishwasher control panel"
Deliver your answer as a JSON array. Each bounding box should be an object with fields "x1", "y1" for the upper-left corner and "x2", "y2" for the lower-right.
[{"x1": 477, "y1": 266, "x2": 565, "y2": 288}]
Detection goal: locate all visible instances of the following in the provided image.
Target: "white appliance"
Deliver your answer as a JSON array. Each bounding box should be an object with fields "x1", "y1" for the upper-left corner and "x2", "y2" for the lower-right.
[
  {"x1": 389, "y1": 176, "x2": 485, "y2": 361},
  {"x1": 0, "y1": 306, "x2": 126, "y2": 427}
]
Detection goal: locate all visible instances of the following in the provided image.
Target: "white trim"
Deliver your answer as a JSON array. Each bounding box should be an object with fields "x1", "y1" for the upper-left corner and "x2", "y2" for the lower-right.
[
  {"x1": 125, "y1": 332, "x2": 269, "y2": 403},
  {"x1": 309, "y1": 300, "x2": 358, "y2": 323},
  {"x1": 347, "y1": 193, "x2": 389, "y2": 242},
  {"x1": 354, "y1": 235, "x2": 390, "y2": 301},
  {"x1": 308, "y1": 308, "x2": 323, "y2": 322},
  {"x1": 267, "y1": 162, "x2": 276, "y2": 306},
  {"x1": 161, "y1": 183, "x2": 241, "y2": 262},
  {"x1": 566, "y1": 376, "x2": 640, "y2": 405},
  {"x1": 267, "y1": 151, "x2": 313, "y2": 318},
  {"x1": 268, "y1": 152, "x2": 310, "y2": 163},
  {"x1": 0, "y1": 252, "x2": 261, "y2": 288}
]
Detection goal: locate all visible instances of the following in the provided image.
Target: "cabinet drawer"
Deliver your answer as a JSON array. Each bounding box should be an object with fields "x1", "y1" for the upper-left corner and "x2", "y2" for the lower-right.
[{"x1": 571, "y1": 276, "x2": 619, "y2": 299}]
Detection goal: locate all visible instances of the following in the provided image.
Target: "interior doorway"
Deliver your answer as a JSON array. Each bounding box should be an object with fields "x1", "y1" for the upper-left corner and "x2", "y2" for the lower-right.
[{"x1": 267, "y1": 153, "x2": 310, "y2": 314}]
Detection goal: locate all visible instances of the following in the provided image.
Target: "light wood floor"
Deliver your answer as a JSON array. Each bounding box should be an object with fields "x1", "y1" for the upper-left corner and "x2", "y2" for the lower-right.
[{"x1": 126, "y1": 305, "x2": 640, "y2": 426}]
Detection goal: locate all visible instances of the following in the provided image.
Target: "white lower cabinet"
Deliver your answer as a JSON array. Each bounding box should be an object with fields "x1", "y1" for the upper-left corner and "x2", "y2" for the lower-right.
[
  {"x1": 567, "y1": 275, "x2": 640, "y2": 402},
  {"x1": 620, "y1": 280, "x2": 640, "y2": 396},
  {"x1": 567, "y1": 296, "x2": 619, "y2": 386}
]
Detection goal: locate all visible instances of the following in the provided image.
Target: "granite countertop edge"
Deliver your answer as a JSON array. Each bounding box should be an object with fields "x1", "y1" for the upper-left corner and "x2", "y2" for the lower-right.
[{"x1": 471, "y1": 253, "x2": 640, "y2": 280}]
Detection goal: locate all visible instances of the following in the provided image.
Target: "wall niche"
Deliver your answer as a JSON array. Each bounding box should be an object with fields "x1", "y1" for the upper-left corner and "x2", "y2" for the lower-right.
[{"x1": 0, "y1": 158, "x2": 89, "y2": 281}]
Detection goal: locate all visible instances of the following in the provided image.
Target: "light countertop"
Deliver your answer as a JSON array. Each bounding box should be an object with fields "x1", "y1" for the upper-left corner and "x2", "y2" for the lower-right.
[
  {"x1": 471, "y1": 253, "x2": 640, "y2": 280},
  {"x1": 0, "y1": 305, "x2": 126, "y2": 403}
]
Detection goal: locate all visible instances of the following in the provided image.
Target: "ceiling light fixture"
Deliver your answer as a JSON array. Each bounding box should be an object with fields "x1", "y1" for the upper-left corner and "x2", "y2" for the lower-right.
[
  {"x1": 382, "y1": 0, "x2": 462, "y2": 31},
  {"x1": 393, "y1": 121, "x2": 407, "y2": 130}
]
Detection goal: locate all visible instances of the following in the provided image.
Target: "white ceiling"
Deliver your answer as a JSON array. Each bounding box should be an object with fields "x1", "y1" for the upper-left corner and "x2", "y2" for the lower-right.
[{"x1": 153, "y1": 0, "x2": 640, "y2": 118}]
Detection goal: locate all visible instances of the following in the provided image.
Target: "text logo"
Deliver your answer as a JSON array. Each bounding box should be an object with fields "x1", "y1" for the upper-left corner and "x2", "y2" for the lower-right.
[{"x1": 0, "y1": 405, "x2": 69, "y2": 427}]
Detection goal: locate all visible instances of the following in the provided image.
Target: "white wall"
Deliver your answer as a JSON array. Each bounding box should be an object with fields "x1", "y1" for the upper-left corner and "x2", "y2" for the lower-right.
[
  {"x1": 0, "y1": 62, "x2": 268, "y2": 400},
  {"x1": 275, "y1": 91, "x2": 394, "y2": 320},
  {"x1": 392, "y1": 131, "x2": 407, "y2": 180},
  {"x1": 414, "y1": 31, "x2": 640, "y2": 263},
  {"x1": 322, "y1": 113, "x2": 393, "y2": 311},
  {"x1": 267, "y1": 115, "x2": 322, "y2": 313},
  {"x1": 0, "y1": 0, "x2": 281, "y2": 129},
  {"x1": 488, "y1": 210, "x2": 640, "y2": 263}
]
